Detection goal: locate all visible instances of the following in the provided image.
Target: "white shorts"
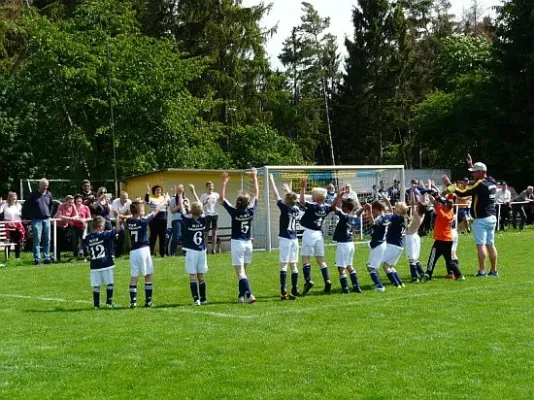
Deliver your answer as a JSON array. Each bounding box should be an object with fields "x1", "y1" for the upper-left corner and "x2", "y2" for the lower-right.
[
  {"x1": 367, "y1": 242, "x2": 387, "y2": 270},
  {"x1": 382, "y1": 244, "x2": 403, "y2": 266},
  {"x1": 130, "y1": 246, "x2": 154, "y2": 277},
  {"x1": 301, "y1": 229, "x2": 325, "y2": 257},
  {"x1": 335, "y1": 242, "x2": 355, "y2": 268},
  {"x1": 231, "y1": 239, "x2": 253, "y2": 266},
  {"x1": 452, "y1": 229, "x2": 459, "y2": 253},
  {"x1": 405, "y1": 234, "x2": 421, "y2": 261},
  {"x1": 279, "y1": 237, "x2": 299, "y2": 264},
  {"x1": 90, "y1": 268, "x2": 114, "y2": 287},
  {"x1": 185, "y1": 249, "x2": 208, "y2": 274}
]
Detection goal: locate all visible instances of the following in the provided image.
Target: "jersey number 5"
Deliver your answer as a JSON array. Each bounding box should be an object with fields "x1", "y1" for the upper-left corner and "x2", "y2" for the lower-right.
[{"x1": 241, "y1": 222, "x2": 250, "y2": 234}]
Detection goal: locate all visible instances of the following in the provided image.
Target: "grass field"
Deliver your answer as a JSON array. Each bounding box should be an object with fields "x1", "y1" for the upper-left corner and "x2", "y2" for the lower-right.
[{"x1": 0, "y1": 230, "x2": 533, "y2": 400}]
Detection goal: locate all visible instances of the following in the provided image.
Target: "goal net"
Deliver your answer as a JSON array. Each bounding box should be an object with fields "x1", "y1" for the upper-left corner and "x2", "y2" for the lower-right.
[{"x1": 244, "y1": 165, "x2": 405, "y2": 251}]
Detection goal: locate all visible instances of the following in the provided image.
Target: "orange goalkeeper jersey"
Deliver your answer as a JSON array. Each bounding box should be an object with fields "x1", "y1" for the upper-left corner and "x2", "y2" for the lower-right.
[{"x1": 433, "y1": 203, "x2": 454, "y2": 242}]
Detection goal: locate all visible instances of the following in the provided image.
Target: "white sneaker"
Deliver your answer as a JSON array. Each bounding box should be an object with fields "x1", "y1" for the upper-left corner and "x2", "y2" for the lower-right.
[
  {"x1": 194, "y1": 299, "x2": 201, "y2": 306},
  {"x1": 238, "y1": 296, "x2": 245, "y2": 304},
  {"x1": 246, "y1": 294, "x2": 256, "y2": 304},
  {"x1": 375, "y1": 286, "x2": 386, "y2": 292},
  {"x1": 200, "y1": 299, "x2": 208, "y2": 305}
]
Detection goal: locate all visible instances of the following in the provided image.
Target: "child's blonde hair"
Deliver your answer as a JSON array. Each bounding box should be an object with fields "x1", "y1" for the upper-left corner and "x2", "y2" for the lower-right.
[
  {"x1": 284, "y1": 192, "x2": 298, "y2": 207},
  {"x1": 311, "y1": 187, "x2": 327, "y2": 203},
  {"x1": 191, "y1": 201, "x2": 203, "y2": 216},
  {"x1": 394, "y1": 201, "x2": 410, "y2": 226},
  {"x1": 92, "y1": 216, "x2": 106, "y2": 231}
]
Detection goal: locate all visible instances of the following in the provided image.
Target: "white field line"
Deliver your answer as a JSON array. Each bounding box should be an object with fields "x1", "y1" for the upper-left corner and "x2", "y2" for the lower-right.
[{"x1": 0, "y1": 280, "x2": 531, "y2": 320}]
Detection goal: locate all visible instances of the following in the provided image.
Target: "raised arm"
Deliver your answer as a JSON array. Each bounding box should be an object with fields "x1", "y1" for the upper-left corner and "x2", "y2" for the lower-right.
[
  {"x1": 220, "y1": 172, "x2": 229, "y2": 203},
  {"x1": 250, "y1": 168, "x2": 259, "y2": 199},
  {"x1": 189, "y1": 184, "x2": 200, "y2": 203},
  {"x1": 115, "y1": 210, "x2": 122, "y2": 231},
  {"x1": 300, "y1": 180, "x2": 307, "y2": 205},
  {"x1": 144, "y1": 183, "x2": 151, "y2": 203},
  {"x1": 270, "y1": 174, "x2": 281, "y2": 201},
  {"x1": 331, "y1": 189, "x2": 344, "y2": 210},
  {"x1": 176, "y1": 186, "x2": 189, "y2": 215},
  {"x1": 380, "y1": 194, "x2": 392, "y2": 212},
  {"x1": 365, "y1": 203, "x2": 375, "y2": 225},
  {"x1": 170, "y1": 185, "x2": 180, "y2": 213}
]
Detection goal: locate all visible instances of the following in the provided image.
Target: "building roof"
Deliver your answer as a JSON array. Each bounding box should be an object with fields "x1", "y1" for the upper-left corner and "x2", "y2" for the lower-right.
[{"x1": 122, "y1": 168, "x2": 246, "y2": 181}]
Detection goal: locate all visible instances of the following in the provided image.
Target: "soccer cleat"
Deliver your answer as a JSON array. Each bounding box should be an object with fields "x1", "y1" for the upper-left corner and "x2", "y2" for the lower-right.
[
  {"x1": 34, "y1": 260, "x2": 41, "y2": 266},
  {"x1": 375, "y1": 285, "x2": 386, "y2": 292},
  {"x1": 488, "y1": 271, "x2": 499, "y2": 277},
  {"x1": 353, "y1": 286, "x2": 362, "y2": 293},
  {"x1": 106, "y1": 303, "x2": 116, "y2": 309},
  {"x1": 130, "y1": 302, "x2": 137, "y2": 309},
  {"x1": 238, "y1": 296, "x2": 245, "y2": 304},
  {"x1": 410, "y1": 277, "x2": 420, "y2": 283},
  {"x1": 401, "y1": 283, "x2": 406, "y2": 288},
  {"x1": 475, "y1": 271, "x2": 487, "y2": 278},
  {"x1": 291, "y1": 288, "x2": 301, "y2": 297},
  {"x1": 456, "y1": 275, "x2": 466, "y2": 281},
  {"x1": 144, "y1": 302, "x2": 153, "y2": 308},
  {"x1": 246, "y1": 294, "x2": 256, "y2": 304},
  {"x1": 200, "y1": 299, "x2": 208, "y2": 305},
  {"x1": 421, "y1": 273, "x2": 431, "y2": 283},
  {"x1": 324, "y1": 280, "x2": 332, "y2": 294},
  {"x1": 194, "y1": 299, "x2": 201, "y2": 306},
  {"x1": 341, "y1": 288, "x2": 350, "y2": 294},
  {"x1": 444, "y1": 274, "x2": 457, "y2": 280},
  {"x1": 280, "y1": 291, "x2": 288, "y2": 300},
  {"x1": 302, "y1": 281, "x2": 315, "y2": 296}
]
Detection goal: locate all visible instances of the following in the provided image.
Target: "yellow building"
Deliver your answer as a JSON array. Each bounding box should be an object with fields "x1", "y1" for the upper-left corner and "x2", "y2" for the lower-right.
[{"x1": 121, "y1": 169, "x2": 247, "y2": 234}]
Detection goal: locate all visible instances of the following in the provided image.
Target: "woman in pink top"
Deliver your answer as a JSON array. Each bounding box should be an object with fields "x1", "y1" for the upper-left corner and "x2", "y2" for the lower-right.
[
  {"x1": 0, "y1": 192, "x2": 25, "y2": 258},
  {"x1": 73, "y1": 194, "x2": 91, "y2": 259},
  {"x1": 54, "y1": 195, "x2": 79, "y2": 261}
]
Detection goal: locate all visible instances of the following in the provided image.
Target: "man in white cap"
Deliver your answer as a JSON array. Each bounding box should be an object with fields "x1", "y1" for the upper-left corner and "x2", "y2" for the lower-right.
[{"x1": 442, "y1": 154, "x2": 498, "y2": 277}]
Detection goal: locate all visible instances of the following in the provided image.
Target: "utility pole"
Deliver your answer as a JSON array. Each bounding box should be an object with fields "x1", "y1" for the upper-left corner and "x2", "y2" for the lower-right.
[{"x1": 106, "y1": 36, "x2": 119, "y2": 197}]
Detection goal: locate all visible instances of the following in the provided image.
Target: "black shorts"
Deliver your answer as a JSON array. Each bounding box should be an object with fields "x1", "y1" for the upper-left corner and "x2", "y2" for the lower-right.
[{"x1": 205, "y1": 215, "x2": 218, "y2": 231}]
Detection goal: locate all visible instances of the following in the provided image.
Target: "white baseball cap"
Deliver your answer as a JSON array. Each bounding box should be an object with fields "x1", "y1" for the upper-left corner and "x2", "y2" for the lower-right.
[{"x1": 468, "y1": 162, "x2": 487, "y2": 172}]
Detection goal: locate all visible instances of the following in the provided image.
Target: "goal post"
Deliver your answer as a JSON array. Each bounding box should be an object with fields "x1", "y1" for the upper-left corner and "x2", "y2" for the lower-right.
[{"x1": 244, "y1": 165, "x2": 405, "y2": 252}]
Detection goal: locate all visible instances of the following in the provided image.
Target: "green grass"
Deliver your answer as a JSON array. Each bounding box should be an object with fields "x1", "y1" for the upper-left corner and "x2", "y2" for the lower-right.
[{"x1": 1, "y1": 231, "x2": 533, "y2": 400}]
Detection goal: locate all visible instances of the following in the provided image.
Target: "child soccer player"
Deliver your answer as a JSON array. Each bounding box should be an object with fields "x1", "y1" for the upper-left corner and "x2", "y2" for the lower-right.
[
  {"x1": 269, "y1": 174, "x2": 301, "y2": 300},
  {"x1": 405, "y1": 192, "x2": 426, "y2": 282},
  {"x1": 84, "y1": 216, "x2": 116, "y2": 309},
  {"x1": 422, "y1": 195, "x2": 465, "y2": 282},
  {"x1": 331, "y1": 189, "x2": 365, "y2": 294},
  {"x1": 119, "y1": 195, "x2": 169, "y2": 308},
  {"x1": 220, "y1": 168, "x2": 259, "y2": 304},
  {"x1": 364, "y1": 201, "x2": 390, "y2": 291},
  {"x1": 177, "y1": 186, "x2": 208, "y2": 305},
  {"x1": 299, "y1": 180, "x2": 333, "y2": 295},
  {"x1": 380, "y1": 196, "x2": 409, "y2": 288}
]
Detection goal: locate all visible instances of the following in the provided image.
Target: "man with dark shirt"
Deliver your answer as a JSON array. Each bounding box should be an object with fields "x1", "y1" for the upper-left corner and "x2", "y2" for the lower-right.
[
  {"x1": 388, "y1": 180, "x2": 401, "y2": 205},
  {"x1": 22, "y1": 178, "x2": 54, "y2": 265},
  {"x1": 80, "y1": 179, "x2": 97, "y2": 214},
  {"x1": 444, "y1": 156, "x2": 498, "y2": 277}
]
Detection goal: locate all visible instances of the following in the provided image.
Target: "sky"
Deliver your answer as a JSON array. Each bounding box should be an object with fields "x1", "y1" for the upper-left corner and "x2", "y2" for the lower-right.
[{"x1": 242, "y1": 0, "x2": 502, "y2": 69}]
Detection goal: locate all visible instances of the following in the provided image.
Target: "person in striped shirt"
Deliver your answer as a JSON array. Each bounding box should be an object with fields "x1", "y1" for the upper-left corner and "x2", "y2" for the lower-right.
[{"x1": 145, "y1": 184, "x2": 170, "y2": 257}]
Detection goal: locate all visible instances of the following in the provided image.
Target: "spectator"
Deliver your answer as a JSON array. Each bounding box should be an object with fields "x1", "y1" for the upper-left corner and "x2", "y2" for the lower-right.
[
  {"x1": 456, "y1": 178, "x2": 472, "y2": 234},
  {"x1": 378, "y1": 180, "x2": 389, "y2": 198},
  {"x1": 406, "y1": 180, "x2": 422, "y2": 202},
  {"x1": 73, "y1": 194, "x2": 91, "y2": 260},
  {"x1": 388, "y1": 180, "x2": 401, "y2": 205},
  {"x1": 0, "y1": 192, "x2": 25, "y2": 259},
  {"x1": 495, "y1": 182, "x2": 512, "y2": 230},
  {"x1": 169, "y1": 185, "x2": 189, "y2": 256},
  {"x1": 111, "y1": 191, "x2": 132, "y2": 258},
  {"x1": 444, "y1": 156, "x2": 498, "y2": 277},
  {"x1": 512, "y1": 186, "x2": 534, "y2": 230},
  {"x1": 80, "y1": 180, "x2": 97, "y2": 212},
  {"x1": 199, "y1": 181, "x2": 220, "y2": 254},
  {"x1": 145, "y1": 183, "x2": 169, "y2": 257},
  {"x1": 342, "y1": 184, "x2": 360, "y2": 206},
  {"x1": 54, "y1": 195, "x2": 79, "y2": 262},
  {"x1": 91, "y1": 187, "x2": 112, "y2": 230},
  {"x1": 22, "y1": 178, "x2": 53, "y2": 265},
  {"x1": 325, "y1": 183, "x2": 336, "y2": 205}
]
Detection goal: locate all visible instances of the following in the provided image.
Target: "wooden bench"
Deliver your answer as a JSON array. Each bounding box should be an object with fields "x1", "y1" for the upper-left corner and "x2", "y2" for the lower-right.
[{"x1": 0, "y1": 222, "x2": 16, "y2": 263}]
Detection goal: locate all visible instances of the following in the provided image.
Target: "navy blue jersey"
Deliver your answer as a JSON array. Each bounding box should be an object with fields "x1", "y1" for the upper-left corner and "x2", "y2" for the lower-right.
[
  {"x1": 299, "y1": 202, "x2": 331, "y2": 231},
  {"x1": 223, "y1": 198, "x2": 257, "y2": 241},
  {"x1": 126, "y1": 215, "x2": 153, "y2": 251},
  {"x1": 333, "y1": 209, "x2": 358, "y2": 243},
  {"x1": 386, "y1": 214, "x2": 406, "y2": 247},
  {"x1": 83, "y1": 229, "x2": 115, "y2": 271},
  {"x1": 370, "y1": 214, "x2": 391, "y2": 249},
  {"x1": 277, "y1": 200, "x2": 300, "y2": 240},
  {"x1": 182, "y1": 214, "x2": 207, "y2": 251}
]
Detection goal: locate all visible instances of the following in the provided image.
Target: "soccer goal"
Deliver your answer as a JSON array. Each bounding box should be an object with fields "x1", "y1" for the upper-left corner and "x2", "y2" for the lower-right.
[{"x1": 244, "y1": 165, "x2": 405, "y2": 252}]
